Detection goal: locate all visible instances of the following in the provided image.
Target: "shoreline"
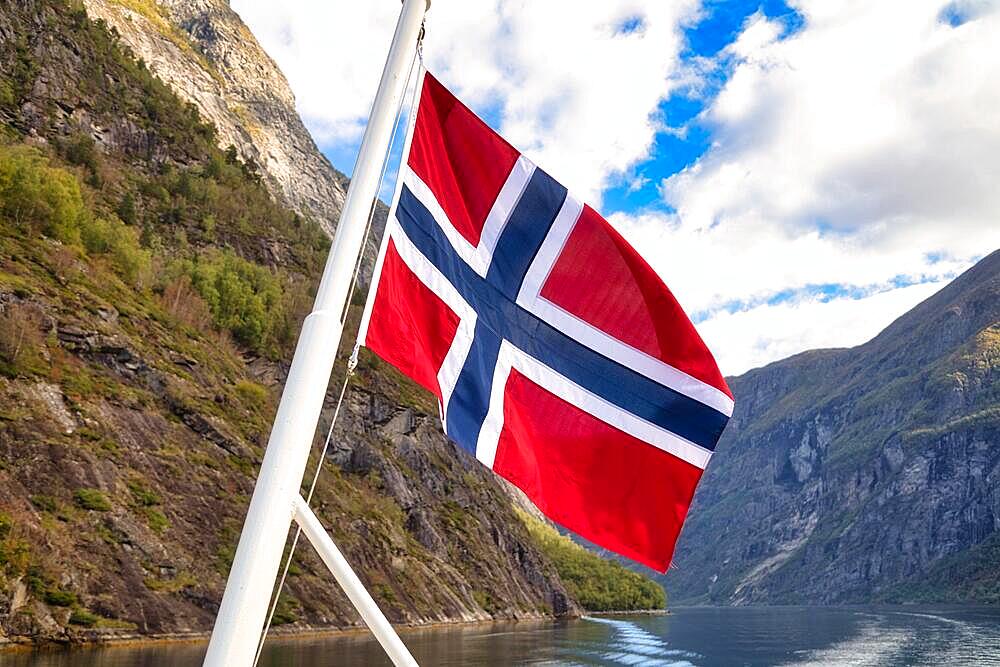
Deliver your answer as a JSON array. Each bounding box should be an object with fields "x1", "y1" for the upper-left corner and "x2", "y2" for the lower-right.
[
  {"x1": 0, "y1": 613, "x2": 556, "y2": 652},
  {"x1": 0, "y1": 608, "x2": 671, "y2": 652},
  {"x1": 586, "y1": 609, "x2": 670, "y2": 616}
]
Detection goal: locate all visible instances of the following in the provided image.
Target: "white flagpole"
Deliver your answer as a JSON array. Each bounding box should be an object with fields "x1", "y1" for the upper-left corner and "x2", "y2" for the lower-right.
[
  {"x1": 203, "y1": 1, "x2": 429, "y2": 665},
  {"x1": 291, "y1": 497, "x2": 417, "y2": 666}
]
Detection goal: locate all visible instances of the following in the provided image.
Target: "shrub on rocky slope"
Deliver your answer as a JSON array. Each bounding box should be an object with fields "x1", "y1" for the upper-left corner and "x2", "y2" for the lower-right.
[{"x1": 0, "y1": 0, "x2": 670, "y2": 644}]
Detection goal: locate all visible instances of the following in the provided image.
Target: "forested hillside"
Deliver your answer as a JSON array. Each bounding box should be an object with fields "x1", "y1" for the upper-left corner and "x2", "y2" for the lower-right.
[{"x1": 0, "y1": 0, "x2": 663, "y2": 645}]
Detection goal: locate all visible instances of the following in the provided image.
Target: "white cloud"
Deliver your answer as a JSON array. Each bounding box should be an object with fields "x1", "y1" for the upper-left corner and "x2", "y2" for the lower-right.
[
  {"x1": 231, "y1": 0, "x2": 999, "y2": 376},
  {"x1": 666, "y1": 3, "x2": 1000, "y2": 247},
  {"x1": 614, "y1": 0, "x2": 1000, "y2": 373},
  {"x1": 695, "y1": 280, "x2": 949, "y2": 375},
  {"x1": 611, "y1": 209, "x2": 973, "y2": 318},
  {"x1": 228, "y1": 1, "x2": 401, "y2": 144},
  {"x1": 230, "y1": 0, "x2": 699, "y2": 204},
  {"x1": 654, "y1": 2, "x2": 1000, "y2": 289}
]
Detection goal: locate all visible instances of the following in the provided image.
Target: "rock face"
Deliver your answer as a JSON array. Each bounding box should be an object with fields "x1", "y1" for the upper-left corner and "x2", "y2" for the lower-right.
[
  {"x1": 0, "y1": 0, "x2": 582, "y2": 644},
  {"x1": 81, "y1": 0, "x2": 350, "y2": 235},
  {"x1": 664, "y1": 251, "x2": 1000, "y2": 604}
]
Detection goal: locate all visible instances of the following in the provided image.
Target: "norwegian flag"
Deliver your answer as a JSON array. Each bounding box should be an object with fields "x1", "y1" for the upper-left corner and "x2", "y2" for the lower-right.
[{"x1": 357, "y1": 72, "x2": 733, "y2": 571}]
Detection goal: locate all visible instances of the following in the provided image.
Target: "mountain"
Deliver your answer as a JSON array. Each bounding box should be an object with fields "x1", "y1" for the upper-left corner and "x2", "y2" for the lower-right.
[
  {"x1": 665, "y1": 251, "x2": 1000, "y2": 604},
  {"x1": 0, "y1": 0, "x2": 663, "y2": 646},
  {"x1": 80, "y1": 0, "x2": 350, "y2": 236}
]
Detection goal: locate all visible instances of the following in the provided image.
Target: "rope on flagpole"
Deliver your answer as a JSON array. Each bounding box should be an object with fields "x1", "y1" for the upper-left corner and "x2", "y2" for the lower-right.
[
  {"x1": 416, "y1": 19, "x2": 425, "y2": 66},
  {"x1": 251, "y1": 44, "x2": 421, "y2": 667}
]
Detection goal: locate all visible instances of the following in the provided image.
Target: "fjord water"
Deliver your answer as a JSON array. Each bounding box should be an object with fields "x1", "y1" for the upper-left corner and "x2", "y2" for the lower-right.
[{"x1": 3, "y1": 606, "x2": 999, "y2": 666}]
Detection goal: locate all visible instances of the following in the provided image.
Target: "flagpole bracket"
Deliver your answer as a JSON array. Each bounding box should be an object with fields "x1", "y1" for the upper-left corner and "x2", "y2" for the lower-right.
[
  {"x1": 416, "y1": 20, "x2": 426, "y2": 65},
  {"x1": 292, "y1": 496, "x2": 418, "y2": 666}
]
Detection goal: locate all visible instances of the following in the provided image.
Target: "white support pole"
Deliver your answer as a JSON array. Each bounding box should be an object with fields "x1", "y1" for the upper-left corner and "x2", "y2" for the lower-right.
[
  {"x1": 291, "y1": 496, "x2": 418, "y2": 667},
  {"x1": 203, "y1": 1, "x2": 429, "y2": 665}
]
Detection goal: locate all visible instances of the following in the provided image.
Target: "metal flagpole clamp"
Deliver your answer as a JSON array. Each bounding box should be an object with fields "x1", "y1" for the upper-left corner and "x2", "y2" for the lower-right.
[
  {"x1": 403, "y1": 0, "x2": 428, "y2": 65},
  {"x1": 416, "y1": 21, "x2": 426, "y2": 65}
]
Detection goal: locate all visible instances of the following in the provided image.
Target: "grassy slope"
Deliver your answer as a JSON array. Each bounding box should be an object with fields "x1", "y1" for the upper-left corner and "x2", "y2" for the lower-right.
[
  {"x1": 517, "y1": 509, "x2": 666, "y2": 612},
  {"x1": 0, "y1": 0, "x2": 662, "y2": 641},
  {"x1": 0, "y1": 0, "x2": 329, "y2": 635}
]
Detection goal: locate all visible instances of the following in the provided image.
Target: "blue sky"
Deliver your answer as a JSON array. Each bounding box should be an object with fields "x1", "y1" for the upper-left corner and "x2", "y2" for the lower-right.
[
  {"x1": 320, "y1": 2, "x2": 801, "y2": 185},
  {"x1": 602, "y1": 0, "x2": 804, "y2": 215},
  {"x1": 232, "y1": 0, "x2": 1000, "y2": 374},
  {"x1": 325, "y1": 1, "x2": 801, "y2": 206}
]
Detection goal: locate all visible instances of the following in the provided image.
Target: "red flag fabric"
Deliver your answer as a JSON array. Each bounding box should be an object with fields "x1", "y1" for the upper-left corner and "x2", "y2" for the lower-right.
[{"x1": 358, "y1": 72, "x2": 732, "y2": 571}]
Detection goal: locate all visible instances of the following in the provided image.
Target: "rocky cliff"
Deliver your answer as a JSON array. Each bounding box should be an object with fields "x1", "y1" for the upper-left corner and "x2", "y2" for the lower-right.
[
  {"x1": 0, "y1": 0, "x2": 613, "y2": 645},
  {"x1": 80, "y1": 0, "x2": 352, "y2": 237},
  {"x1": 664, "y1": 251, "x2": 1000, "y2": 604}
]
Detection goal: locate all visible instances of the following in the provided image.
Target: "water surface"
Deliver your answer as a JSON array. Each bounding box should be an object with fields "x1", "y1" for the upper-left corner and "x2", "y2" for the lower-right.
[{"x1": 3, "y1": 606, "x2": 999, "y2": 666}]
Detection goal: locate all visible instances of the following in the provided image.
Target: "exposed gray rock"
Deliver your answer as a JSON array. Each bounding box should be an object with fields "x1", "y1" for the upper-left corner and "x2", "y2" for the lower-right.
[
  {"x1": 405, "y1": 508, "x2": 444, "y2": 552},
  {"x1": 664, "y1": 250, "x2": 1000, "y2": 605},
  {"x1": 23, "y1": 382, "x2": 76, "y2": 435},
  {"x1": 81, "y1": 0, "x2": 349, "y2": 237}
]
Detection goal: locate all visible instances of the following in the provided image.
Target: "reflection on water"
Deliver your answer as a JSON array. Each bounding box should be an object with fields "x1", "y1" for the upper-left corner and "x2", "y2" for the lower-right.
[
  {"x1": 1, "y1": 606, "x2": 999, "y2": 666},
  {"x1": 572, "y1": 616, "x2": 700, "y2": 666}
]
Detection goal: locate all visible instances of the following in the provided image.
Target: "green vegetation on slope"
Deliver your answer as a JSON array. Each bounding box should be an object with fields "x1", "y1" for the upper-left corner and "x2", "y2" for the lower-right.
[
  {"x1": 1, "y1": 0, "x2": 330, "y2": 357},
  {"x1": 517, "y1": 509, "x2": 666, "y2": 612},
  {"x1": 0, "y1": 0, "x2": 645, "y2": 639},
  {"x1": 0, "y1": 0, "x2": 337, "y2": 635},
  {"x1": 0, "y1": 144, "x2": 152, "y2": 286},
  {"x1": 166, "y1": 249, "x2": 289, "y2": 354},
  {"x1": 0, "y1": 140, "x2": 317, "y2": 358},
  {"x1": 104, "y1": 0, "x2": 223, "y2": 81},
  {"x1": 877, "y1": 532, "x2": 1000, "y2": 604}
]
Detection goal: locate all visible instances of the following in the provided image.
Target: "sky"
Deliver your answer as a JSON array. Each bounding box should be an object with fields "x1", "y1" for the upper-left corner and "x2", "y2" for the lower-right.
[{"x1": 230, "y1": 0, "x2": 1000, "y2": 376}]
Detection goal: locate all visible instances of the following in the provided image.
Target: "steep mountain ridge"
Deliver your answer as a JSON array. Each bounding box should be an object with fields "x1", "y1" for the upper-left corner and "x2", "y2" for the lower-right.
[
  {"x1": 665, "y1": 251, "x2": 1000, "y2": 604},
  {"x1": 80, "y1": 0, "x2": 351, "y2": 236},
  {"x1": 0, "y1": 0, "x2": 616, "y2": 644}
]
